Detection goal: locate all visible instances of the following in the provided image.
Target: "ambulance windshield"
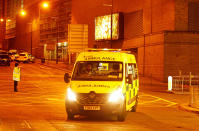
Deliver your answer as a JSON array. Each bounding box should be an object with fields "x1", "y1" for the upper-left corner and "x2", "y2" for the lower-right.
[{"x1": 72, "y1": 61, "x2": 123, "y2": 81}]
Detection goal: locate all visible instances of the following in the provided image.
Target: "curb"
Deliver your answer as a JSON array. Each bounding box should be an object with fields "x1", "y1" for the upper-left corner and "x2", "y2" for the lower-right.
[{"x1": 178, "y1": 104, "x2": 199, "y2": 114}]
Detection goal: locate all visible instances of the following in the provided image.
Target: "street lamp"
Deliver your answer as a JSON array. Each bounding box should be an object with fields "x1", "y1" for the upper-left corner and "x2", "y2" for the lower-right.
[
  {"x1": 39, "y1": 2, "x2": 58, "y2": 64},
  {"x1": 39, "y1": 1, "x2": 49, "y2": 18},
  {"x1": 38, "y1": 1, "x2": 49, "y2": 60},
  {"x1": 41, "y1": 2, "x2": 49, "y2": 9},
  {"x1": 20, "y1": 10, "x2": 26, "y2": 16}
]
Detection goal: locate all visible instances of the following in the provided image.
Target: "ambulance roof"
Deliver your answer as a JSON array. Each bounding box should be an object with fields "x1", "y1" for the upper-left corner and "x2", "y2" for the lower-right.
[{"x1": 76, "y1": 49, "x2": 136, "y2": 63}]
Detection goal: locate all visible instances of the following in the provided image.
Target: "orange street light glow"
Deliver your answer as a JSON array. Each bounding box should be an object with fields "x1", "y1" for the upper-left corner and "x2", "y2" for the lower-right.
[
  {"x1": 7, "y1": 19, "x2": 11, "y2": 22},
  {"x1": 20, "y1": 10, "x2": 26, "y2": 16},
  {"x1": 0, "y1": 18, "x2": 4, "y2": 22},
  {"x1": 42, "y1": 2, "x2": 49, "y2": 8}
]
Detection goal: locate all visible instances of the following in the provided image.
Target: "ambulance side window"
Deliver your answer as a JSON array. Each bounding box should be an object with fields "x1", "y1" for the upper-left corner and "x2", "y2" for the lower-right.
[
  {"x1": 132, "y1": 64, "x2": 138, "y2": 80},
  {"x1": 126, "y1": 63, "x2": 133, "y2": 84}
]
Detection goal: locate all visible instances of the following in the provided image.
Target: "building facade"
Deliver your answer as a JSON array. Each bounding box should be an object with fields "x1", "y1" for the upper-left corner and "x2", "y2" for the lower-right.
[
  {"x1": 0, "y1": 0, "x2": 5, "y2": 49},
  {"x1": 0, "y1": 0, "x2": 23, "y2": 50},
  {"x1": 71, "y1": 0, "x2": 199, "y2": 81},
  {"x1": 0, "y1": 0, "x2": 72, "y2": 59},
  {"x1": 1, "y1": 0, "x2": 199, "y2": 81},
  {"x1": 15, "y1": 0, "x2": 72, "y2": 59}
]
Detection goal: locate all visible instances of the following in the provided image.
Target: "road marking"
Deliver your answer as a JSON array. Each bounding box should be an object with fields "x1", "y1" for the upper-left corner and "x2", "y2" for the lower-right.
[
  {"x1": 24, "y1": 120, "x2": 32, "y2": 129},
  {"x1": 46, "y1": 98, "x2": 63, "y2": 101},
  {"x1": 139, "y1": 99, "x2": 160, "y2": 104},
  {"x1": 140, "y1": 93, "x2": 177, "y2": 106}
]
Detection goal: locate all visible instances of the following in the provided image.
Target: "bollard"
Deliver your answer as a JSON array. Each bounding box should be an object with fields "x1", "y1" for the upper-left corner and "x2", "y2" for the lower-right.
[{"x1": 168, "y1": 76, "x2": 172, "y2": 91}]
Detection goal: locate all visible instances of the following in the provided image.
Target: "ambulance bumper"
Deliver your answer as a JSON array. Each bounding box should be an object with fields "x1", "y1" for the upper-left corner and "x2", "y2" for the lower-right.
[{"x1": 65, "y1": 100, "x2": 122, "y2": 115}]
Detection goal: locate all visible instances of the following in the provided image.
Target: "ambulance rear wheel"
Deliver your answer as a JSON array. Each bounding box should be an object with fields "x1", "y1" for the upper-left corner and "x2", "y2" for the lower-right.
[
  {"x1": 131, "y1": 95, "x2": 138, "y2": 112},
  {"x1": 117, "y1": 100, "x2": 126, "y2": 121}
]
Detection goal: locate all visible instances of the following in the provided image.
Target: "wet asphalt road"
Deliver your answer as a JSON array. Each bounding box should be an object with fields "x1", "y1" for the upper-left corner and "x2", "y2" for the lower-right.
[{"x1": 0, "y1": 62, "x2": 199, "y2": 131}]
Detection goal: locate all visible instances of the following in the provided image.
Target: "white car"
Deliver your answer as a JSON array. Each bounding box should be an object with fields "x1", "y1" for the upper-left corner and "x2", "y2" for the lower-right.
[{"x1": 15, "y1": 52, "x2": 35, "y2": 63}]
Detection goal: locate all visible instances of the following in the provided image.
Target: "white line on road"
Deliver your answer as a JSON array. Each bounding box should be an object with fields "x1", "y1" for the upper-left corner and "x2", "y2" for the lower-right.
[
  {"x1": 24, "y1": 120, "x2": 32, "y2": 129},
  {"x1": 46, "y1": 98, "x2": 63, "y2": 101},
  {"x1": 141, "y1": 93, "x2": 178, "y2": 105}
]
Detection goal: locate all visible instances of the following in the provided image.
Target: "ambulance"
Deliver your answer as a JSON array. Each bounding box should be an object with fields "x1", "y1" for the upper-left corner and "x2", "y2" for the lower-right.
[{"x1": 64, "y1": 49, "x2": 139, "y2": 121}]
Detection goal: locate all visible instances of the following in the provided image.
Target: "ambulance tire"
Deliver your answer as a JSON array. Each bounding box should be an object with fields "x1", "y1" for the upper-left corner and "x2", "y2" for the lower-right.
[
  {"x1": 131, "y1": 95, "x2": 138, "y2": 112},
  {"x1": 117, "y1": 100, "x2": 126, "y2": 122}
]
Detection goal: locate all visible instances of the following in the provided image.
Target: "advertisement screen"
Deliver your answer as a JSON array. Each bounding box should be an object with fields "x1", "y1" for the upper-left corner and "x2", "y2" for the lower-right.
[{"x1": 95, "y1": 13, "x2": 120, "y2": 41}]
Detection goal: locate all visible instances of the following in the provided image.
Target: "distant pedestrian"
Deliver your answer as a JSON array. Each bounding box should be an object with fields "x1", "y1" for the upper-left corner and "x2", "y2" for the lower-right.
[{"x1": 13, "y1": 63, "x2": 20, "y2": 92}]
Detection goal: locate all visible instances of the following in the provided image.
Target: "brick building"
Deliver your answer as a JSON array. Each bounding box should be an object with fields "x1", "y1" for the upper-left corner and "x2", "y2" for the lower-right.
[
  {"x1": 0, "y1": 0, "x2": 23, "y2": 50},
  {"x1": 0, "y1": 0, "x2": 5, "y2": 49},
  {"x1": 71, "y1": 0, "x2": 199, "y2": 81},
  {"x1": 16, "y1": 0, "x2": 71, "y2": 59},
  {"x1": 0, "y1": 0, "x2": 71, "y2": 59},
  {"x1": 1, "y1": 0, "x2": 199, "y2": 81}
]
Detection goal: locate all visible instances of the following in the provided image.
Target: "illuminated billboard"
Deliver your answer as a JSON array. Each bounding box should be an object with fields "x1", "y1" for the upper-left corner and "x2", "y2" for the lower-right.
[{"x1": 95, "y1": 13, "x2": 123, "y2": 41}]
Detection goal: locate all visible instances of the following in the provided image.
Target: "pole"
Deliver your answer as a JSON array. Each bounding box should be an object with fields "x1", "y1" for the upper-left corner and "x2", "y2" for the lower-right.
[
  {"x1": 56, "y1": 19, "x2": 58, "y2": 64},
  {"x1": 31, "y1": 23, "x2": 32, "y2": 55},
  {"x1": 110, "y1": 0, "x2": 113, "y2": 48},
  {"x1": 150, "y1": 0, "x2": 152, "y2": 33}
]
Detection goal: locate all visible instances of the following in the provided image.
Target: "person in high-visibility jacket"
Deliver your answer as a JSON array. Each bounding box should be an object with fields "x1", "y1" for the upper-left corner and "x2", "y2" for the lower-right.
[{"x1": 13, "y1": 63, "x2": 20, "y2": 92}]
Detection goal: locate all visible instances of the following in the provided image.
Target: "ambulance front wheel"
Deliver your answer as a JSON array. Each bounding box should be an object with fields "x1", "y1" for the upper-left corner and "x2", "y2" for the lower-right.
[{"x1": 117, "y1": 100, "x2": 126, "y2": 122}]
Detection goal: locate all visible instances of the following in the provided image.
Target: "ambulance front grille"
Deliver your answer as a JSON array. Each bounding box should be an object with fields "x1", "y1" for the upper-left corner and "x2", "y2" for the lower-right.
[{"x1": 77, "y1": 93, "x2": 109, "y2": 105}]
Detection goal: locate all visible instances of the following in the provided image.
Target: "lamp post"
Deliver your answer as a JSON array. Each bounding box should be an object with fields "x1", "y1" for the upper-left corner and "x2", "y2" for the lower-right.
[
  {"x1": 103, "y1": 0, "x2": 113, "y2": 48},
  {"x1": 110, "y1": 0, "x2": 113, "y2": 48},
  {"x1": 38, "y1": 1, "x2": 49, "y2": 59},
  {"x1": 27, "y1": 23, "x2": 32, "y2": 55}
]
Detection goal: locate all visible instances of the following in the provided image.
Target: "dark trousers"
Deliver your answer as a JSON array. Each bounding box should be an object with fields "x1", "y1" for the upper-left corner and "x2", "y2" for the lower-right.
[{"x1": 14, "y1": 81, "x2": 18, "y2": 92}]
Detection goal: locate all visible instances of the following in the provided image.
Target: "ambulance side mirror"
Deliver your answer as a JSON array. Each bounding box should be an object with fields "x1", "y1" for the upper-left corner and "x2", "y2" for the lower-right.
[{"x1": 64, "y1": 73, "x2": 71, "y2": 83}]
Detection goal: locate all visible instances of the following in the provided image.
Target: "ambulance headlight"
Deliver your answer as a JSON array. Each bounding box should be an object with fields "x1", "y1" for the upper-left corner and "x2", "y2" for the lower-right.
[
  {"x1": 67, "y1": 88, "x2": 77, "y2": 101},
  {"x1": 108, "y1": 88, "x2": 124, "y2": 102}
]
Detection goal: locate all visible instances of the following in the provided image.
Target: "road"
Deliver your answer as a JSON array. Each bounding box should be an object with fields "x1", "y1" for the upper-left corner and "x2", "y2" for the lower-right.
[{"x1": 0, "y1": 62, "x2": 199, "y2": 131}]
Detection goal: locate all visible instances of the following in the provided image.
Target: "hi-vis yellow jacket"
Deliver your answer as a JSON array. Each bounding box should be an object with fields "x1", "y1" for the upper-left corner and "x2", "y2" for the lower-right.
[{"x1": 13, "y1": 67, "x2": 20, "y2": 81}]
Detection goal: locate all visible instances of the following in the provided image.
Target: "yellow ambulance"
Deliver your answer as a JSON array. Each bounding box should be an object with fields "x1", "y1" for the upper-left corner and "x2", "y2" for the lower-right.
[{"x1": 64, "y1": 49, "x2": 139, "y2": 121}]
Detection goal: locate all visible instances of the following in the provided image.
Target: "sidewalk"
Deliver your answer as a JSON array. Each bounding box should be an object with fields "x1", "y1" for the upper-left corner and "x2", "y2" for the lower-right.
[
  {"x1": 35, "y1": 59, "x2": 199, "y2": 114},
  {"x1": 139, "y1": 76, "x2": 199, "y2": 114},
  {"x1": 36, "y1": 59, "x2": 74, "y2": 72}
]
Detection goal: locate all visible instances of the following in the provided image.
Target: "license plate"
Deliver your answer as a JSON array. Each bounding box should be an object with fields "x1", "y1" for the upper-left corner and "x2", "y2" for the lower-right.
[{"x1": 83, "y1": 106, "x2": 100, "y2": 110}]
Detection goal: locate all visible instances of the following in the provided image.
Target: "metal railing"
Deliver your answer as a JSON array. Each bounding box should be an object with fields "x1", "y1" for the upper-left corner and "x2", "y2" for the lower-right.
[{"x1": 172, "y1": 73, "x2": 199, "y2": 108}]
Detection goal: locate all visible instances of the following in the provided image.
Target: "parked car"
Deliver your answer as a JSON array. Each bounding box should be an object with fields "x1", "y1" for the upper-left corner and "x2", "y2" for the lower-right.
[
  {"x1": 15, "y1": 52, "x2": 35, "y2": 63},
  {"x1": 0, "y1": 54, "x2": 10, "y2": 66},
  {"x1": 8, "y1": 49, "x2": 18, "y2": 61},
  {"x1": 0, "y1": 50, "x2": 8, "y2": 55}
]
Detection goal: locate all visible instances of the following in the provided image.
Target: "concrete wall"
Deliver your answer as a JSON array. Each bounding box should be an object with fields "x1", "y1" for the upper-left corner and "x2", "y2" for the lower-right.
[
  {"x1": 123, "y1": 33, "x2": 165, "y2": 81},
  {"x1": 175, "y1": 0, "x2": 188, "y2": 31},
  {"x1": 71, "y1": 0, "x2": 175, "y2": 47},
  {"x1": 164, "y1": 31, "x2": 199, "y2": 79}
]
